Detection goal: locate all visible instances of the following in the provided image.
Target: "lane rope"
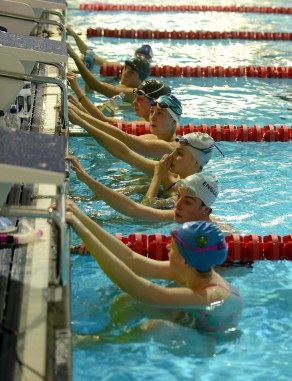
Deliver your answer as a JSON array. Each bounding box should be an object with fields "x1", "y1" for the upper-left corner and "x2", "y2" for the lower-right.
[
  {"x1": 99, "y1": 63, "x2": 292, "y2": 78},
  {"x1": 87, "y1": 28, "x2": 292, "y2": 41},
  {"x1": 115, "y1": 233, "x2": 292, "y2": 263},
  {"x1": 79, "y1": 3, "x2": 292, "y2": 14},
  {"x1": 110, "y1": 123, "x2": 292, "y2": 142}
]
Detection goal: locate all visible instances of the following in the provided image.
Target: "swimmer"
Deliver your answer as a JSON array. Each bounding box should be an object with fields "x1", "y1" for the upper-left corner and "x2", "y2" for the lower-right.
[
  {"x1": 142, "y1": 133, "x2": 223, "y2": 206},
  {"x1": 67, "y1": 26, "x2": 153, "y2": 68},
  {"x1": 67, "y1": 25, "x2": 153, "y2": 94},
  {"x1": 67, "y1": 168, "x2": 218, "y2": 224},
  {"x1": 68, "y1": 170, "x2": 236, "y2": 255},
  {"x1": 67, "y1": 130, "x2": 217, "y2": 198},
  {"x1": 132, "y1": 79, "x2": 172, "y2": 122},
  {"x1": 64, "y1": 207, "x2": 244, "y2": 338},
  {"x1": 67, "y1": 76, "x2": 171, "y2": 123},
  {"x1": 69, "y1": 94, "x2": 185, "y2": 159},
  {"x1": 67, "y1": 44, "x2": 150, "y2": 103}
]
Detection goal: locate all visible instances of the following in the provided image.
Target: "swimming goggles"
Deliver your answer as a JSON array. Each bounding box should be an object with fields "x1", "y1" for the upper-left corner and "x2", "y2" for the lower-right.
[
  {"x1": 133, "y1": 83, "x2": 167, "y2": 100},
  {"x1": 175, "y1": 135, "x2": 225, "y2": 157},
  {"x1": 149, "y1": 94, "x2": 179, "y2": 110},
  {"x1": 171, "y1": 229, "x2": 227, "y2": 253},
  {"x1": 149, "y1": 95, "x2": 181, "y2": 122}
]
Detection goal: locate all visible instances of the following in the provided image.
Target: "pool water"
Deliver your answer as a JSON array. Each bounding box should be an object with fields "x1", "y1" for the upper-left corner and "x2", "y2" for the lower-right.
[{"x1": 68, "y1": 1, "x2": 292, "y2": 380}]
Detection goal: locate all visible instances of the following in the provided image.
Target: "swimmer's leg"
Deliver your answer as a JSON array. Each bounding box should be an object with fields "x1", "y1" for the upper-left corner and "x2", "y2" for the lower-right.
[
  {"x1": 110, "y1": 293, "x2": 146, "y2": 325},
  {"x1": 121, "y1": 319, "x2": 216, "y2": 357}
]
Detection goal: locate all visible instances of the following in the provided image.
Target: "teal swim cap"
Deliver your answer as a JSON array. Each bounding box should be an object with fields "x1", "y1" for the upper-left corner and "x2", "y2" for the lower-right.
[
  {"x1": 171, "y1": 221, "x2": 228, "y2": 272},
  {"x1": 150, "y1": 94, "x2": 182, "y2": 122}
]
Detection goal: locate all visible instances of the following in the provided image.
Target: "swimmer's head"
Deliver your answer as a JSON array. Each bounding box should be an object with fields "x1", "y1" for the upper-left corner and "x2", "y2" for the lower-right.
[
  {"x1": 171, "y1": 221, "x2": 228, "y2": 272},
  {"x1": 134, "y1": 79, "x2": 171, "y2": 100},
  {"x1": 176, "y1": 132, "x2": 223, "y2": 168},
  {"x1": 177, "y1": 172, "x2": 219, "y2": 207},
  {"x1": 150, "y1": 94, "x2": 182, "y2": 123},
  {"x1": 125, "y1": 56, "x2": 151, "y2": 81},
  {"x1": 135, "y1": 44, "x2": 153, "y2": 61}
]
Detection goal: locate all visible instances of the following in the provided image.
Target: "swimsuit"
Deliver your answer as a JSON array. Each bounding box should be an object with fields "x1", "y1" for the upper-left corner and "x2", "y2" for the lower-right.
[
  {"x1": 165, "y1": 181, "x2": 178, "y2": 192},
  {"x1": 178, "y1": 283, "x2": 244, "y2": 338}
]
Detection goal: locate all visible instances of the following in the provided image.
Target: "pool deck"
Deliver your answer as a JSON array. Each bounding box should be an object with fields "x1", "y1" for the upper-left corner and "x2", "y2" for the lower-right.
[{"x1": 0, "y1": 2, "x2": 71, "y2": 380}]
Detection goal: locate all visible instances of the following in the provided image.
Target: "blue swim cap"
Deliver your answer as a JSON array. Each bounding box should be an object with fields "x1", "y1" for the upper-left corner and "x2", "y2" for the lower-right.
[
  {"x1": 171, "y1": 221, "x2": 228, "y2": 272},
  {"x1": 135, "y1": 44, "x2": 154, "y2": 60},
  {"x1": 150, "y1": 94, "x2": 182, "y2": 122}
]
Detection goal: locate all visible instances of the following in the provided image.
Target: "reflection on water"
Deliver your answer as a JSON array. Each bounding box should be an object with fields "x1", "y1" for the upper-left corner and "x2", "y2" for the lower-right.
[{"x1": 69, "y1": 2, "x2": 292, "y2": 381}]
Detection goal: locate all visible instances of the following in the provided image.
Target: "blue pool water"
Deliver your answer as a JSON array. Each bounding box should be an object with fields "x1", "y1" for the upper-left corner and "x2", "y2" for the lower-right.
[{"x1": 68, "y1": 1, "x2": 292, "y2": 380}]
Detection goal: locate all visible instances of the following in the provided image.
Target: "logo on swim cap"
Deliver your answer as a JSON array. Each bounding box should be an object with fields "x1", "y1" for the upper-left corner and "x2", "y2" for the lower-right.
[{"x1": 196, "y1": 236, "x2": 208, "y2": 248}]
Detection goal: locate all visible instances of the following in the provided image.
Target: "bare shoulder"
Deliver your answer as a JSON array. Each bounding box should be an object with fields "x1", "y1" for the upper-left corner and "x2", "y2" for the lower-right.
[
  {"x1": 210, "y1": 215, "x2": 238, "y2": 235},
  {"x1": 142, "y1": 134, "x2": 157, "y2": 140}
]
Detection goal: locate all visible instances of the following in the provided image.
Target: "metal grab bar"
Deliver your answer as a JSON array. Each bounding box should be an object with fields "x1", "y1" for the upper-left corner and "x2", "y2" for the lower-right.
[
  {"x1": 0, "y1": 185, "x2": 68, "y2": 286},
  {"x1": 0, "y1": 11, "x2": 66, "y2": 40},
  {"x1": 41, "y1": 9, "x2": 66, "y2": 25},
  {"x1": 0, "y1": 70, "x2": 68, "y2": 131}
]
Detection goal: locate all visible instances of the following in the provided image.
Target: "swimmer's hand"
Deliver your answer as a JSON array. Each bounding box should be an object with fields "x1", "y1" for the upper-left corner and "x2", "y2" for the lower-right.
[
  {"x1": 68, "y1": 101, "x2": 82, "y2": 114},
  {"x1": 68, "y1": 107, "x2": 83, "y2": 126},
  {"x1": 154, "y1": 154, "x2": 173, "y2": 179},
  {"x1": 66, "y1": 25, "x2": 74, "y2": 36},
  {"x1": 67, "y1": 70, "x2": 77, "y2": 82},
  {"x1": 67, "y1": 70, "x2": 80, "y2": 93},
  {"x1": 66, "y1": 156, "x2": 89, "y2": 183},
  {"x1": 68, "y1": 94, "x2": 81, "y2": 108}
]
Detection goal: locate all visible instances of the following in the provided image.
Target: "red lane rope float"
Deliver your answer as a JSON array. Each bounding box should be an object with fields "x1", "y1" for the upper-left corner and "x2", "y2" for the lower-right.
[
  {"x1": 87, "y1": 28, "x2": 292, "y2": 41},
  {"x1": 80, "y1": 3, "x2": 292, "y2": 14},
  {"x1": 112, "y1": 122, "x2": 292, "y2": 142},
  {"x1": 100, "y1": 63, "x2": 292, "y2": 78},
  {"x1": 115, "y1": 233, "x2": 292, "y2": 263}
]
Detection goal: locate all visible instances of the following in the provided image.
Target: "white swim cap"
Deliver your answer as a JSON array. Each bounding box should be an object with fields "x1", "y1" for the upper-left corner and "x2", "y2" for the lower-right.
[{"x1": 177, "y1": 172, "x2": 219, "y2": 207}]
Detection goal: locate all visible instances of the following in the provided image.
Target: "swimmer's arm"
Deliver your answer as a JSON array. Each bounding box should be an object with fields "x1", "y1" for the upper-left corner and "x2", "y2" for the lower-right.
[
  {"x1": 136, "y1": 139, "x2": 174, "y2": 158},
  {"x1": 68, "y1": 94, "x2": 89, "y2": 114},
  {"x1": 66, "y1": 26, "x2": 89, "y2": 56},
  {"x1": 69, "y1": 100, "x2": 111, "y2": 123},
  {"x1": 68, "y1": 88, "x2": 107, "y2": 120},
  {"x1": 143, "y1": 155, "x2": 174, "y2": 199},
  {"x1": 72, "y1": 109, "x2": 173, "y2": 156},
  {"x1": 66, "y1": 29, "x2": 119, "y2": 66},
  {"x1": 118, "y1": 136, "x2": 173, "y2": 157},
  {"x1": 68, "y1": 218, "x2": 206, "y2": 306},
  {"x1": 67, "y1": 202, "x2": 171, "y2": 279},
  {"x1": 68, "y1": 44, "x2": 123, "y2": 99},
  {"x1": 67, "y1": 71, "x2": 102, "y2": 118},
  {"x1": 144, "y1": 163, "x2": 163, "y2": 199},
  {"x1": 69, "y1": 109, "x2": 156, "y2": 174},
  {"x1": 67, "y1": 158, "x2": 174, "y2": 220}
]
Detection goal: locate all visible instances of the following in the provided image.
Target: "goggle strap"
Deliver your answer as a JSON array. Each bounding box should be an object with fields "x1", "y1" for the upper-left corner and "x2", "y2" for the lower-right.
[
  {"x1": 146, "y1": 83, "x2": 166, "y2": 96},
  {"x1": 214, "y1": 144, "x2": 225, "y2": 157}
]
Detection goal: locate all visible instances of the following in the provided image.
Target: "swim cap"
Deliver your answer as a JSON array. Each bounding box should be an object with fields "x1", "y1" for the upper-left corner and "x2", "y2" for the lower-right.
[
  {"x1": 125, "y1": 56, "x2": 151, "y2": 81},
  {"x1": 176, "y1": 132, "x2": 215, "y2": 167},
  {"x1": 135, "y1": 44, "x2": 153, "y2": 60},
  {"x1": 150, "y1": 94, "x2": 182, "y2": 122},
  {"x1": 134, "y1": 79, "x2": 171, "y2": 100},
  {"x1": 177, "y1": 172, "x2": 219, "y2": 207},
  {"x1": 171, "y1": 221, "x2": 228, "y2": 271}
]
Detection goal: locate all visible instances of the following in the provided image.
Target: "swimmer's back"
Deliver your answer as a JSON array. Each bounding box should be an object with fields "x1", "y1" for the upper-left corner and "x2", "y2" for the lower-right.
[{"x1": 180, "y1": 283, "x2": 244, "y2": 338}]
